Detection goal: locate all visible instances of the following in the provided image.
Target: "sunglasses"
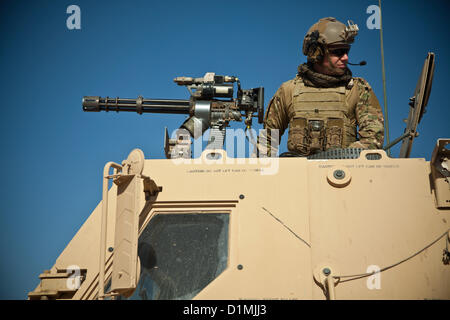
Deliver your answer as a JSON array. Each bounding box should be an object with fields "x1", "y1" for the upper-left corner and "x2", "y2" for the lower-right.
[{"x1": 329, "y1": 48, "x2": 350, "y2": 57}]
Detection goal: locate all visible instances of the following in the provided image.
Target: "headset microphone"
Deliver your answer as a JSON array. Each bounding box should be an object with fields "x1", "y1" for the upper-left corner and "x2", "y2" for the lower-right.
[{"x1": 348, "y1": 61, "x2": 367, "y2": 66}]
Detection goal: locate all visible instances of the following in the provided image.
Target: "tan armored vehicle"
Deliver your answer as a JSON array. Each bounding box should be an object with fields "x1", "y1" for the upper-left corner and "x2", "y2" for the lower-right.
[{"x1": 28, "y1": 53, "x2": 449, "y2": 300}]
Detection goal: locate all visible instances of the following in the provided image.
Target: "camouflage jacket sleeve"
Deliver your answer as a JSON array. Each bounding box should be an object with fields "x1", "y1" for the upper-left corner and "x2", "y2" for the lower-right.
[
  {"x1": 257, "y1": 81, "x2": 293, "y2": 156},
  {"x1": 349, "y1": 78, "x2": 385, "y2": 149}
]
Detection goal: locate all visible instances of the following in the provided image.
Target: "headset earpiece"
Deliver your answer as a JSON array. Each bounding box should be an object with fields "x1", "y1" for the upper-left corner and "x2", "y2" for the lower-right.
[{"x1": 304, "y1": 30, "x2": 324, "y2": 63}]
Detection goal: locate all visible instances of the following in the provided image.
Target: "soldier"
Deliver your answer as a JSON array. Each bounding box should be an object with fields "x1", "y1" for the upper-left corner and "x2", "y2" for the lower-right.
[{"x1": 259, "y1": 17, "x2": 384, "y2": 157}]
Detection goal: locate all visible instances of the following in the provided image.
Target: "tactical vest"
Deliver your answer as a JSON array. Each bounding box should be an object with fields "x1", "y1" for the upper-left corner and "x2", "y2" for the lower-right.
[{"x1": 287, "y1": 78, "x2": 359, "y2": 156}]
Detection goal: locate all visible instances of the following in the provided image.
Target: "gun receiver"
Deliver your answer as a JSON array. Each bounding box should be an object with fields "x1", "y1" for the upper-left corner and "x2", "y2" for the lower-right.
[{"x1": 82, "y1": 73, "x2": 264, "y2": 157}]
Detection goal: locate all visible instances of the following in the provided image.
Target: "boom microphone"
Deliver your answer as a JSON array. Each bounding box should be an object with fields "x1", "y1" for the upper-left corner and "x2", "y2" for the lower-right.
[{"x1": 348, "y1": 61, "x2": 367, "y2": 66}]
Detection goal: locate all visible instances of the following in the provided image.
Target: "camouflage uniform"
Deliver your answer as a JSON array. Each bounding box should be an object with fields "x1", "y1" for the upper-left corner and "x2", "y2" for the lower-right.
[
  {"x1": 262, "y1": 73, "x2": 384, "y2": 156},
  {"x1": 259, "y1": 17, "x2": 384, "y2": 156}
]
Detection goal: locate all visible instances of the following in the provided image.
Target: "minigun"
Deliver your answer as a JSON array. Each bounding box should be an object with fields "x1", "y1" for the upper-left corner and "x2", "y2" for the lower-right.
[{"x1": 83, "y1": 72, "x2": 264, "y2": 157}]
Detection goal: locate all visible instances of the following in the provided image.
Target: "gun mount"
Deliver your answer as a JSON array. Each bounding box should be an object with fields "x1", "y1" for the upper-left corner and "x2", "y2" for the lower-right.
[{"x1": 83, "y1": 72, "x2": 264, "y2": 157}]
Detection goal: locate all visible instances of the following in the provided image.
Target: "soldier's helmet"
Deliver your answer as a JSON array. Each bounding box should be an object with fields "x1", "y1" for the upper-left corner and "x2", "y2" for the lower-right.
[{"x1": 302, "y1": 17, "x2": 359, "y2": 63}]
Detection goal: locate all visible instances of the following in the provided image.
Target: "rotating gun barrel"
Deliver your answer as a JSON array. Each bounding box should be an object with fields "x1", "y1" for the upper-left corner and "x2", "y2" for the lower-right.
[{"x1": 82, "y1": 96, "x2": 191, "y2": 115}]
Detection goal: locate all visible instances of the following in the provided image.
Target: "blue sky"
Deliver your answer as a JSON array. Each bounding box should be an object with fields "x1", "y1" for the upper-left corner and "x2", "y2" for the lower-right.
[{"x1": 0, "y1": 0, "x2": 449, "y2": 299}]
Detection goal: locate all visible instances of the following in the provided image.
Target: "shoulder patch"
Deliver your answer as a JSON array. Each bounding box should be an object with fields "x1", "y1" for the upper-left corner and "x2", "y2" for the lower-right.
[{"x1": 354, "y1": 77, "x2": 372, "y2": 91}]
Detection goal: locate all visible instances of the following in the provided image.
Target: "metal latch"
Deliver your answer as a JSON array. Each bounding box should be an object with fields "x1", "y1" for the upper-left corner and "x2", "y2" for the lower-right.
[
  {"x1": 430, "y1": 139, "x2": 450, "y2": 208},
  {"x1": 443, "y1": 231, "x2": 450, "y2": 265}
]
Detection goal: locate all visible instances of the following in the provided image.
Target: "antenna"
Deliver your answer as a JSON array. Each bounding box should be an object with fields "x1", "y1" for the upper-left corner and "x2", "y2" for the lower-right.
[{"x1": 379, "y1": 0, "x2": 391, "y2": 156}]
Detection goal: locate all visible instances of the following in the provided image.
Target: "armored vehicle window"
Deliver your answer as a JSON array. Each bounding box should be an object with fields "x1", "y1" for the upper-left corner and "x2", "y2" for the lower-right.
[{"x1": 127, "y1": 213, "x2": 229, "y2": 300}]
